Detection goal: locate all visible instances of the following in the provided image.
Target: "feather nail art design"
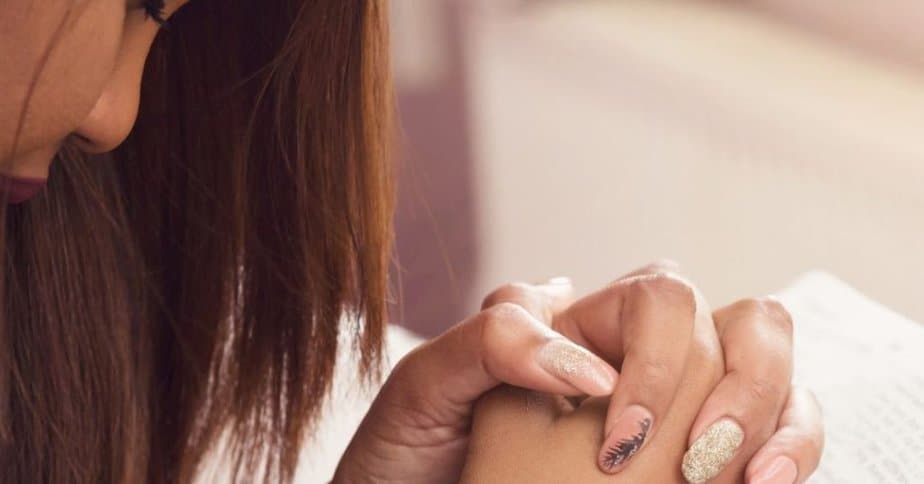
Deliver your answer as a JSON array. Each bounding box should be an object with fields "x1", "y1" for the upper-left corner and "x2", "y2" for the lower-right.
[{"x1": 602, "y1": 417, "x2": 652, "y2": 469}]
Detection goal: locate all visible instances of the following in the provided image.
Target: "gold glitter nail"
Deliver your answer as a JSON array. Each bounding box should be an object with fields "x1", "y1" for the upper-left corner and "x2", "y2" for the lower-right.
[
  {"x1": 535, "y1": 339, "x2": 614, "y2": 395},
  {"x1": 681, "y1": 418, "x2": 745, "y2": 484},
  {"x1": 536, "y1": 339, "x2": 588, "y2": 376}
]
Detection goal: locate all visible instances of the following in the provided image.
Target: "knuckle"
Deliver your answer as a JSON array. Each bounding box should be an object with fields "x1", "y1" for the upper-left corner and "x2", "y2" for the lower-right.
[
  {"x1": 646, "y1": 258, "x2": 682, "y2": 273},
  {"x1": 812, "y1": 424, "x2": 826, "y2": 453},
  {"x1": 482, "y1": 282, "x2": 532, "y2": 309},
  {"x1": 744, "y1": 376, "x2": 786, "y2": 404},
  {"x1": 808, "y1": 424, "x2": 826, "y2": 454},
  {"x1": 793, "y1": 386, "x2": 825, "y2": 448},
  {"x1": 686, "y1": 335, "x2": 724, "y2": 386},
  {"x1": 783, "y1": 422, "x2": 825, "y2": 461},
  {"x1": 628, "y1": 272, "x2": 696, "y2": 307},
  {"x1": 635, "y1": 358, "x2": 673, "y2": 389},
  {"x1": 737, "y1": 297, "x2": 794, "y2": 335},
  {"x1": 479, "y1": 301, "x2": 527, "y2": 336}
]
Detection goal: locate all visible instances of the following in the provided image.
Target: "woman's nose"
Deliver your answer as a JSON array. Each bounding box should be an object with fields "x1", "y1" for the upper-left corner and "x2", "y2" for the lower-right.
[
  {"x1": 72, "y1": 79, "x2": 142, "y2": 154},
  {"x1": 72, "y1": 18, "x2": 157, "y2": 155}
]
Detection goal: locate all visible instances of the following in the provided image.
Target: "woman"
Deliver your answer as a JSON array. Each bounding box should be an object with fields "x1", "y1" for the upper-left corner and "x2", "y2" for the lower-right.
[{"x1": 0, "y1": 1, "x2": 822, "y2": 483}]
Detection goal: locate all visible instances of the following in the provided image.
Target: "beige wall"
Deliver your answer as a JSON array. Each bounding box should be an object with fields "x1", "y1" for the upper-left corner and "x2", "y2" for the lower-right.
[
  {"x1": 744, "y1": 0, "x2": 924, "y2": 68},
  {"x1": 390, "y1": 0, "x2": 924, "y2": 332},
  {"x1": 463, "y1": 2, "x2": 924, "y2": 320}
]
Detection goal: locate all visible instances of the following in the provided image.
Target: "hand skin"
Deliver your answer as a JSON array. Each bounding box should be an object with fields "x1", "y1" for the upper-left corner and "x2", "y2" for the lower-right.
[
  {"x1": 333, "y1": 264, "x2": 716, "y2": 484},
  {"x1": 333, "y1": 263, "x2": 823, "y2": 484},
  {"x1": 459, "y1": 335, "x2": 722, "y2": 484},
  {"x1": 458, "y1": 300, "x2": 824, "y2": 484}
]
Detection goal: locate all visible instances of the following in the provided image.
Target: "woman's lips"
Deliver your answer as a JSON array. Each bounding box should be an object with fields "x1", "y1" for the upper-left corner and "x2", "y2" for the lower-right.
[{"x1": 0, "y1": 175, "x2": 47, "y2": 204}]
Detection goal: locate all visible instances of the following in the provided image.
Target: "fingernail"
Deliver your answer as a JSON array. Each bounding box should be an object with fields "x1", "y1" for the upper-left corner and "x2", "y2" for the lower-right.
[
  {"x1": 535, "y1": 339, "x2": 615, "y2": 395},
  {"x1": 750, "y1": 456, "x2": 798, "y2": 484},
  {"x1": 598, "y1": 405, "x2": 654, "y2": 473},
  {"x1": 681, "y1": 418, "x2": 745, "y2": 484}
]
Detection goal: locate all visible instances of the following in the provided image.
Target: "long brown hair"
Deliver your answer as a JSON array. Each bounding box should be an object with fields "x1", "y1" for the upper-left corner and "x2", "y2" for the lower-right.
[{"x1": 0, "y1": 1, "x2": 393, "y2": 482}]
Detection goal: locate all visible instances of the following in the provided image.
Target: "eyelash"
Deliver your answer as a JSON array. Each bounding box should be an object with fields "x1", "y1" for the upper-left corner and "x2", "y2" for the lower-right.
[{"x1": 143, "y1": 0, "x2": 167, "y2": 25}]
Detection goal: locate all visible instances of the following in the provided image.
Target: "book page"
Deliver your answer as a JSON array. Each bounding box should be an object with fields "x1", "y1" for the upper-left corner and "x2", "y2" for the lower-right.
[{"x1": 779, "y1": 272, "x2": 924, "y2": 483}]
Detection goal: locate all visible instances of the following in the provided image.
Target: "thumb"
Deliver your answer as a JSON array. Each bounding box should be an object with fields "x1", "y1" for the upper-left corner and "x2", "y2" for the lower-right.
[{"x1": 396, "y1": 302, "x2": 618, "y2": 412}]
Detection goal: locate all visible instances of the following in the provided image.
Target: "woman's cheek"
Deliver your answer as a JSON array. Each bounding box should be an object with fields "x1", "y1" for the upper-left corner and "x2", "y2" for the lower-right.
[{"x1": 0, "y1": 0, "x2": 124, "y2": 160}]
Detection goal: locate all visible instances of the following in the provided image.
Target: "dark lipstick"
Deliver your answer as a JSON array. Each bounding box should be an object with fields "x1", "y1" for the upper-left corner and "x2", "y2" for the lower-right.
[{"x1": 0, "y1": 175, "x2": 47, "y2": 204}]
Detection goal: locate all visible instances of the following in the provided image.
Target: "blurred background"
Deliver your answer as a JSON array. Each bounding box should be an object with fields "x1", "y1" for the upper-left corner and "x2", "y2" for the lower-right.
[{"x1": 388, "y1": 0, "x2": 924, "y2": 337}]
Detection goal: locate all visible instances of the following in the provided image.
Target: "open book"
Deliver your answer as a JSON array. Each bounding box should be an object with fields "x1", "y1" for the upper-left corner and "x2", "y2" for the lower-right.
[{"x1": 779, "y1": 272, "x2": 924, "y2": 483}]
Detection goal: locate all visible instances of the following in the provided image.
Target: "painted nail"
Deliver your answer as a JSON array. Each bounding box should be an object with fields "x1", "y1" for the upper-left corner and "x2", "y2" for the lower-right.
[
  {"x1": 598, "y1": 405, "x2": 654, "y2": 473},
  {"x1": 535, "y1": 339, "x2": 615, "y2": 395},
  {"x1": 681, "y1": 418, "x2": 745, "y2": 484},
  {"x1": 750, "y1": 456, "x2": 798, "y2": 484}
]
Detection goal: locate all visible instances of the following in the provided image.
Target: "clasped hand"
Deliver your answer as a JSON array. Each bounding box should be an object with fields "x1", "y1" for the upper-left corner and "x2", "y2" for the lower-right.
[{"x1": 334, "y1": 262, "x2": 823, "y2": 483}]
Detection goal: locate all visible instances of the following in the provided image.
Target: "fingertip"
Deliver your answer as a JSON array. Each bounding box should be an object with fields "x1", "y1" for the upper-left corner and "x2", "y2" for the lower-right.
[
  {"x1": 747, "y1": 455, "x2": 798, "y2": 484},
  {"x1": 745, "y1": 389, "x2": 824, "y2": 482},
  {"x1": 534, "y1": 339, "x2": 616, "y2": 396},
  {"x1": 602, "y1": 365, "x2": 620, "y2": 394},
  {"x1": 588, "y1": 360, "x2": 620, "y2": 397},
  {"x1": 681, "y1": 418, "x2": 745, "y2": 484},
  {"x1": 597, "y1": 405, "x2": 654, "y2": 474}
]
